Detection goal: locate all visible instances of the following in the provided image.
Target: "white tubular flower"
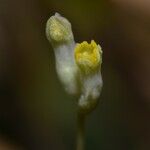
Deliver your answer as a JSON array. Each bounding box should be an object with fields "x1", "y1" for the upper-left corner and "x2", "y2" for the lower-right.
[
  {"x1": 74, "y1": 40, "x2": 103, "y2": 114},
  {"x1": 46, "y1": 13, "x2": 79, "y2": 95},
  {"x1": 46, "y1": 13, "x2": 103, "y2": 114}
]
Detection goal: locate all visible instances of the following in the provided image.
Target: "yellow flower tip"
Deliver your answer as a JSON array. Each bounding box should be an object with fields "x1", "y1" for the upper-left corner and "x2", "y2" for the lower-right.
[
  {"x1": 74, "y1": 40, "x2": 102, "y2": 74},
  {"x1": 46, "y1": 13, "x2": 73, "y2": 43}
]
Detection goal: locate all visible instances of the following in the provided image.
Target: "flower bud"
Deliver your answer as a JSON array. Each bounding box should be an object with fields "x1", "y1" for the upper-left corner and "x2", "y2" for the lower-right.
[{"x1": 46, "y1": 13, "x2": 78, "y2": 95}]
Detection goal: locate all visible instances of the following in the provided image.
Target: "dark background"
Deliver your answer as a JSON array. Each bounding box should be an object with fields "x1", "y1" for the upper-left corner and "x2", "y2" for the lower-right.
[{"x1": 0, "y1": 0, "x2": 150, "y2": 149}]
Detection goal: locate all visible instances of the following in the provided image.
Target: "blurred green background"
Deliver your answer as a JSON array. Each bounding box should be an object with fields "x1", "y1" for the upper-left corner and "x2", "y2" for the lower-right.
[{"x1": 0, "y1": 0, "x2": 150, "y2": 149}]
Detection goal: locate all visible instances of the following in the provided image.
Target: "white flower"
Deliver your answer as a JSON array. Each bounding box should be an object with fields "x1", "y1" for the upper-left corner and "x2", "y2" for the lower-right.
[
  {"x1": 74, "y1": 40, "x2": 103, "y2": 113},
  {"x1": 46, "y1": 13, "x2": 79, "y2": 95},
  {"x1": 46, "y1": 13, "x2": 103, "y2": 114}
]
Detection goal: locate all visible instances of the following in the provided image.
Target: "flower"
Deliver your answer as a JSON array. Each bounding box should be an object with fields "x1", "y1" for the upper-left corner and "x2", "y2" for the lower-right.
[
  {"x1": 74, "y1": 40, "x2": 103, "y2": 114},
  {"x1": 74, "y1": 40, "x2": 102, "y2": 74},
  {"x1": 46, "y1": 13, "x2": 78, "y2": 95},
  {"x1": 46, "y1": 13, "x2": 103, "y2": 114}
]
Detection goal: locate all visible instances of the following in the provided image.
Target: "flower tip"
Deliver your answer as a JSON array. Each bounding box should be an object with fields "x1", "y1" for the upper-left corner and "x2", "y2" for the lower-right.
[
  {"x1": 46, "y1": 13, "x2": 73, "y2": 43},
  {"x1": 55, "y1": 12, "x2": 61, "y2": 17}
]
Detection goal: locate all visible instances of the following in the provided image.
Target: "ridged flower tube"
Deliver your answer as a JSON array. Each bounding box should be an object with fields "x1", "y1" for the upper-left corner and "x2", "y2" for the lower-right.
[
  {"x1": 74, "y1": 40, "x2": 103, "y2": 114},
  {"x1": 46, "y1": 13, "x2": 79, "y2": 95}
]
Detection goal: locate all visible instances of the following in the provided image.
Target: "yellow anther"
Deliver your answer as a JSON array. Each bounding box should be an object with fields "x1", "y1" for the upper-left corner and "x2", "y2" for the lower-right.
[{"x1": 74, "y1": 40, "x2": 102, "y2": 74}]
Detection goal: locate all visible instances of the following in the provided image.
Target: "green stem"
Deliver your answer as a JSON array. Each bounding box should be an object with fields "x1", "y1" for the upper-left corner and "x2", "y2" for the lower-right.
[{"x1": 76, "y1": 112, "x2": 86, "y2": 150}]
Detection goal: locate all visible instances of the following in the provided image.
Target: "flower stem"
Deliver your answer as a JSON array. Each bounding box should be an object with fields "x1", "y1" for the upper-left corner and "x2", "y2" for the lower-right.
[{"x1": 76, "y1": 111, "x2": 86, "y2": 150}]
